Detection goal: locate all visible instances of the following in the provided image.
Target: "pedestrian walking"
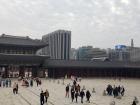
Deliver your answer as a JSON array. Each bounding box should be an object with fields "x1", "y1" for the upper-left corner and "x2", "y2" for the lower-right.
[
  {"x1": 65, "y1": 84, "x2": 69, "y2": 98},
  {"x1": 30, "y1": 79, "x2": 33, "y2": 87},
  {"x1": 6, "y1": 79, "x2": 8, "y2": 87},
  {"x1": 2, "y1": 80, "x2": 5, "y2": 87},
  {"x1": 73, "y1": 80, "x2": 76, "y2": 86},
  {"x1": 132, "y1": 97, "x2": 139, "y2": 105},
  {"x1": 16, "y1": 83, "x2": 18, "y2": 94},
  {"x1": 40, "y1": 91, "x2": 44, "y2": 105},
  {"x1": 44, "y1": 89, "x2": 49, "y2": 103},
  {"x1": 77, "y1": 84, "x2": 81, "y2": 93},
  {"x1": 13, "y1": 82, "x2": 17, "y2": 94},
  {"x1": 75, "y1": 91, "x2": 79, "y2": 103},
  {"x1": 8, "y1": 79, "x2": 11, "y2": 87},
  {"x1": 86, "y1": 90, "x2": 91, "y2": 103},
  {"x1": 80, "y1": 89, "x2": 85, "y2": 103},
  {"x1": 121, "y1": 86, "x2": 125, "y2": 96},
  {"x1": 132, "y1": 101, "x2": 137, "y2": 105},
  {"x1": 71, "y1": 87, "x2": 75, "y2": 102}
]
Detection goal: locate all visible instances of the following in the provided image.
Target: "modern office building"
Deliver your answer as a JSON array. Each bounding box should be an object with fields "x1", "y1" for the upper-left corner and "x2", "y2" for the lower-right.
[
  {"x1": 108, "y1": 45, "x2": 131, "y2": 61},
  {"x1": 76, "y1": 46, "x2": 108, "y2": 60},
  {"x1": 42, "y1": 30, "x2": 71, "y2": 60},
  {"x1": 70, "y1": 48, "x2": 77, "y2": 60},
  {"x1": 130, "y1": 47, "x2": 140, "y2": 62},
  {"x1": 108, "y1": 41, "x2": 140, "y2": 62},
  {"x1": 76, "y1": 46, "x2": 93, "y2": 60}
]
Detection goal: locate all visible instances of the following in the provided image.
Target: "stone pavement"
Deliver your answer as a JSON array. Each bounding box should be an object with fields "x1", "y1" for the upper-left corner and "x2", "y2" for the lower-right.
[{"x1": 0, "y1": 78, "x2": 140, "y2": 105}]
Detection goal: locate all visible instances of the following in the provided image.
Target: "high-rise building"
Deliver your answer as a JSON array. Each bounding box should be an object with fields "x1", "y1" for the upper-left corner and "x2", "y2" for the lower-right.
[
  {"x1": 108, "y1": 39, "x2": 140, "y2": 62},
  {"x1": 70, "y1": 48, "x2": 77, "y2": 60},
  {"x1": 130, "y1": 47, "x2": 140, "y2": 62},
  {"x1": 42, "y1": 30, "x2": 71, "y2": 60},
  {"x1": 108, "y1": 48, "x2": 130, "y2": 61}
]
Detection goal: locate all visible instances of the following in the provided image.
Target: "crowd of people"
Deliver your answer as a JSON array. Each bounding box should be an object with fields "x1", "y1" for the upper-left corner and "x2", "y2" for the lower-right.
[
  {"x1": 18, "y1": 76, "x2": 47, "y2": 105},
  {"x1": 0, "y1": 76, "x2": 139, "y2": 105},
  {"x1": 0, "y1": 78, "x2": 11, "y2": 87},
  {"x1": 19, "y1": 77, "x2": 42, "y2": 87},
  {"x1": 21, "y1": 78, "x2": 34, "y2": 87},
  {"x1": 65, "y1": 78, "x2": 91, "y2": 103},
  {"x1": 105, "y1": 84, "x2": 125, "y2": 98}
]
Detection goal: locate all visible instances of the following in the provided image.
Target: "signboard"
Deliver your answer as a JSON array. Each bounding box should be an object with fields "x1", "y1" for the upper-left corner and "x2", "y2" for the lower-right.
[{"x1": 115, "y1": 45, "x2": 126, "y2": 50}]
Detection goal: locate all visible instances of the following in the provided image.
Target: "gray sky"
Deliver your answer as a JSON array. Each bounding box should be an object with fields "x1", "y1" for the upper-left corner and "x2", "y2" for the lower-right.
[{"x1": 0, "y1": 0, "x2": 140, "y2": 48}]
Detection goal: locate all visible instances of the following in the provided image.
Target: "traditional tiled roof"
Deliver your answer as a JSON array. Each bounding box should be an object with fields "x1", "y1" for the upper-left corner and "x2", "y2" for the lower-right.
[
  {"x1": 0, "y1": 34, "x2": 48, "y2": 48},
  {"x1": 44, "y1": 59, "x2": 140, "y2": 68},
  {"x1": 0, "y1": 53, "x2": 49, "y2": 66}
]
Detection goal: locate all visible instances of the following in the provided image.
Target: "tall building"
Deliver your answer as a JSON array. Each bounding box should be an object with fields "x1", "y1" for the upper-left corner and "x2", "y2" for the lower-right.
[
  {"x1": 130, "y1": 47, "x2": 140, "y2": 62},
  {"x1": 70, "y1": 48, "x2": 77, "y2": 60},
  {"x1": 108, "y1": 45, "x2": 131, "y2": 61},
  {"x1": 108, "y1": 39, "x2": 140, "y2": 62},
  {"x1": 76, "y1": 46, "x2": 108, "y2": 60},
  {"x1": 42, "y1": 30, "x2": 71, "y2": 60}
]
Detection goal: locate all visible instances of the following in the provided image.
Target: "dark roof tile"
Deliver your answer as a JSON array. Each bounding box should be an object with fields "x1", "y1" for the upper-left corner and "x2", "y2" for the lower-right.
[{"x1": 0, "y1": 34, "x2": 47, "y2": 47}]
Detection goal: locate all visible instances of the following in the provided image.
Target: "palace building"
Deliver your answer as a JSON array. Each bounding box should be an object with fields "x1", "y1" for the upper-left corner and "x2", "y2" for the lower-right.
[{"x1": 0, "y1": 34, "x2": 49, "y2": 78}]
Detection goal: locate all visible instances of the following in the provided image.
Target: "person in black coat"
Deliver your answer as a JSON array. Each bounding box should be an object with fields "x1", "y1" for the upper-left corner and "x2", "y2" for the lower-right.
[
  {"x1": 86, "y1": 90, "x2": 91, "y2": 103},
  {"x1": 30, "y1": 79, "x2": 33, "y2": 87},
  {"x1": 132, "y1": 101, "x2": 137, "y2": 105},
  {"x1": 73, "y1": 80, "x2": 76, "y2": 86},
  {"x1": 80, "y1": 89, "x2": 85, "y2": 103},
  {"x1": 113, "y1": 87, "x2": 118, "y2": 98},
  {"x1": 132, "y1": 97, "x2": 139, "y2": 105},
  {"x1": 75, "y1": 91, "x2": 79, "y2": 103},
  {"x1": 16, "y1": 83, "x2": 18, "y2": 94},
  {"x1": 65, "y1": 85, "x2": 69, "y2": 98},
  {"x1": 121, "y1": 86, "x2": 125, "y2": 96},
  {"x1": 71, "y1": 87, "x2": 75, "y2": 102},
  {"x1": 40, "y1": 91, "x2": 44, "y2": 105}
]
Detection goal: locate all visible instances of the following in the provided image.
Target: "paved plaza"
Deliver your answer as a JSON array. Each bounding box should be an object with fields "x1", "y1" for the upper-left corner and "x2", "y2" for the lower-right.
[{"x1": 0, "y1": 78, "x2": 140, "y2": 105}]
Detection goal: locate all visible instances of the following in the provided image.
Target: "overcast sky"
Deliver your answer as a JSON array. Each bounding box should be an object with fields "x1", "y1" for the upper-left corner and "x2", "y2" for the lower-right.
[{"x1": 0, "y1": 0, "x2": 140, "y2": 48}]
